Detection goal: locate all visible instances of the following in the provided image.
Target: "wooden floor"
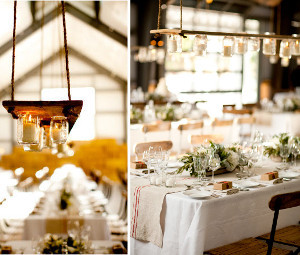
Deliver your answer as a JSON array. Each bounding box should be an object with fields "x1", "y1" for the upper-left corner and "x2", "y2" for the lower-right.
[
  {"x1": 258, "y1": 225, "x2": 300, "y2": 247},
  {"x1": 205, "y1": 238, "x2": 292, "y2": 255}
]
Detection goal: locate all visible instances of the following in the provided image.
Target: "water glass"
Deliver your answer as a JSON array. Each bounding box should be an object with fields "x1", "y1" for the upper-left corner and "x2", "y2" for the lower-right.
[
  {"x1": 165, "y1": 173, "x2": 176, "y2": 188},
  {"x1": 280, "y1": 144, "x2": 290, "y2": 170},
  {"x1": 209, "y1": 154, "x2": 221, "y2": 183},
  {"x1": 290, "y1": 141, "x2": 299, "y2": 167}
]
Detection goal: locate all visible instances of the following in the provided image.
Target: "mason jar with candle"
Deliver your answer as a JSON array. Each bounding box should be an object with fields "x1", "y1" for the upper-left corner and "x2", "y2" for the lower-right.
[
  {"x1": 222, "y1": 36, "x2": 235, "y2": 57},
  {"x1": 235, "y1": 36, "x2": 248, "y2": 54},
  {"x1": 248, "y1": 37, "x2": 260, "y2": 52},
  {"x1": 23, "y1": 126, "x2": 44, "y2": 152},
  {"x1": 167, "y1": 34, "x2": 182, "y2": 53},
  {"x1": 291, "y1": 34, "x2": 300, "y2": 56},
  {"x1": 43, "y1": 125, "x2": 52, "y2": 149},
  {"x1": 263, "y1": 32, "x2": 276, "y2": 55},
  {"x1": 193, "y1": 35, "x2": 208, "y2": 56},
  {"x1": 50, "y1": 116, "x2": 69, "y2": 144},
  {"x1": 279, "y1": 40, "x2": 291, "y2": 59},
  {"x1": 17, "y1": 114, "x2": 40, "y2": 145}
]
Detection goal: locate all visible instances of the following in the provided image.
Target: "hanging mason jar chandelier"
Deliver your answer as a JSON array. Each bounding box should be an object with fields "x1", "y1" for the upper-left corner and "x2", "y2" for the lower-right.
[
  {"x1": 2, "y1": 1, "x2": 83, "y2": 152},
  {"x1": 150, "y1": 0, "x2": 300, "y2": 65}
]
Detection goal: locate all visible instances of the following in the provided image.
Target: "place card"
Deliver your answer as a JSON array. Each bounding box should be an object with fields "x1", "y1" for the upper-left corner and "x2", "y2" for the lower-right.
[
  {"x1": 131, "y1": 161, "x2": 147, "y2": 169},
  {"x1": 261, "y1": 171, "x2": 278, "y2": 181},
  {"x1": 214, "y1": 181, "x2": 233, "y2": 190}
]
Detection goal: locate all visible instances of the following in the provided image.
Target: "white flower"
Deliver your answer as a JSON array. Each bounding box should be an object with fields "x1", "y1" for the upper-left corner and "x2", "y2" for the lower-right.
[{"x1": 225, "y1": 151, "x2": 239, "y2": 171}]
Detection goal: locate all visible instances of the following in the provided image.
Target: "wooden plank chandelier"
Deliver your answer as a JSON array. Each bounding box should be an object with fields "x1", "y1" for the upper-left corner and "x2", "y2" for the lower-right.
[
  {"x1": 150, "y1": 0, "x2": 300, "y2": 64},
  {"x1": 2, "y1": 1, "x2": 83, "y2": 152}
]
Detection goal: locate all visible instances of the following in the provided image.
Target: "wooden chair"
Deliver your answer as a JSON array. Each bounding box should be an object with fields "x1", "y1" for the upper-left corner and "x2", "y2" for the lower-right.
[
  {"x1": 178, "y1": 121, "x2": 204, "y2": 153},
  {"x1": 134, "y1": 141, "x2": 173, "y2": 155},
  {"x1": 205, "y1": 191, "x2": 300, "y2": 255},
  {"x1": 256, "y1": 191, "x2": 300, "y2": 255},
  {"x1": 236, "y1": 116, "x2": 256, "y2": 141},
  {"x1": 190, "y1": 134, "x2": 224, "y2": 146},
  {"x1": 212, "y1": 119, "x2": 234, "y2": 127},
  {"x1": 142, "y1": 122, "x2": 172, "y2": 142}
]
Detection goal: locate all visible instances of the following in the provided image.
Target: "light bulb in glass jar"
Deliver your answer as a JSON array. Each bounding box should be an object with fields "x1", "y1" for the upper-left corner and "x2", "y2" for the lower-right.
[
  {"x1": 193, "y1": 35, "x2": 208, "y2": 56},
  {"x1": 167, "y1": 34, "x2": 182, "y2": 53},
  {"x1": 235, "y1": 36, "x2": 248, "y2": 54},
  {"x1": 222, "y1": 36, "x2": 235, "y2": 57},
  {"x1": 248, "y1": 37, "x2": 260, "y2": 52},
  {"x1": 263, "y1": 32, "x2": 276, "y2": 55},
  {"x1": 291, "y1": 34, "x2": 300, "y2": 56},
  {"x1": 279, "y1": 40, "x2": 291, "y2": 59}
]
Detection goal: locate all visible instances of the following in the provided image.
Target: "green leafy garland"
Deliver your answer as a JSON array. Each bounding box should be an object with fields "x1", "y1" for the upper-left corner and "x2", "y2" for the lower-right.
[
  {"x1": 177, "y1": 142, "x2": 249, "y2": 177},
  {"x1": 263, "y1": 133, "x2": 300, "y2": 159},
  {"x1": 41, "y1": 234, "x2": 87, "y2": 254}
]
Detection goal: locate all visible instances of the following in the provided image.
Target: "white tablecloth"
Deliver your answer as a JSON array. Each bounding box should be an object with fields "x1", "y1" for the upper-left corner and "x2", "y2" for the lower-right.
[
  {"x1": 130, "y1": 160, "x2": 300, "y2": 255},
  {"x1": 5, "y1": 240, "x2": 124, "y2": 254}
]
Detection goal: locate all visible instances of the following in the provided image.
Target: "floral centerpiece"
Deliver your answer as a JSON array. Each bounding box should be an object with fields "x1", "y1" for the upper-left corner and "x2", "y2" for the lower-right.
[
  {"x1": 39, "y1": 234, "x2": 89, "y2": 254},
  {"x1": 177, "y1": 142, "x2": 250, "y2": 177},
  {"x1": 280, "y1": 97, "x2": 300, "y2": 111},
  {"x1": 59, "y1": 188, "x2": 72, "y2": 210},
  {"x1": 263, "y1": 133, "x2": 300, "y2": 160}
]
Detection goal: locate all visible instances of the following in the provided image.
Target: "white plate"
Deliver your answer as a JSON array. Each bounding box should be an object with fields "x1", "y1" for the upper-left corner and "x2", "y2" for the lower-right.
[
  {"x1": 279, "y1": 171, "x2": 300, "y2": 179},
  {"x1": 183, "y1": 190, "x2": 211, "y2": 199},
  {"x1": 234, "y1": 180, "x2": 260, "y2": 188}
]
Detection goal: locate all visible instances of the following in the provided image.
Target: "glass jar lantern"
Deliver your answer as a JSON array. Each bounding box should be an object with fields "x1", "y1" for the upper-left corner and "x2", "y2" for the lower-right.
[
  {"x1": 50, "y1": 116, "x2": 69, "y2": 144},
  {"x1": 248, "y1": 37, "x2": 260, "y2": 52},
  {"x1": 235, "y1": 36, "x2": 248, "y2": 54},
  {"x1": 23, "y1": 127, "x2": 44, "y2": 152},
  {"x1": 193, "y1": 35, "x2": 208, "y2": 56},
  {"x1": 43, "y1": 125, "x2": 52, "y2": 148},
  {"x1": 167, "y1": 34, "x2": 182, "y2": 53},
  {"x1": 263, "y1": 32, "x2": 276, "y2": 55},
  {"x1": 222, "y1": 36, "x2": 235, "y2": 57},
  {"x1": 291, "y1": 34, "x2": 300, "y2": 56},
  {"x1": 17, "y1": 114, "x2": 40, "y2": 145},
  {"x1": 279, "y1": 40, "x2": 291, "y2": 59}
]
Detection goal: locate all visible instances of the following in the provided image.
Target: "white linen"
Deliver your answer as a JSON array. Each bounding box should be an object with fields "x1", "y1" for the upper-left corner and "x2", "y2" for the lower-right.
[{"x1": 130, "y1": 160, "x2": 300, "y2": 255}]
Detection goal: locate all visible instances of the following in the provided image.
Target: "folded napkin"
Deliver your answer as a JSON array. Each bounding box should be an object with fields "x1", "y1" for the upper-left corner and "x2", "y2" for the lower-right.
[{"x1": 130, "y1": 178, "x2": 186, "y2": 248}]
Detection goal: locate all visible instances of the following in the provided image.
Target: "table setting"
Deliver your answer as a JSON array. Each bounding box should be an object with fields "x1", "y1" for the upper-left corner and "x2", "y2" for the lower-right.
[{"x1": 130, "y1": 132, "x2": 300, "y2": 255}]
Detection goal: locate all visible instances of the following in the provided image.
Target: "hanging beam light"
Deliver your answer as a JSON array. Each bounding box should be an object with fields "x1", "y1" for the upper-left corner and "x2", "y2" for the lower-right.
[{"x1": 2, "y1": 1, "x2": 83, "y2": 152}]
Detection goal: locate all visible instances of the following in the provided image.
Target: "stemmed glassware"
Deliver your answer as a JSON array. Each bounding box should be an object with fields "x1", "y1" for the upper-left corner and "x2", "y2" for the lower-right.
[
  {"x1": 209, "y1": 154, "x2": 221, "y2": 183},
  {"x1": 290, "y1": 140, "x2": 300, "y2": 167},
  {"x1": 280, "y1": 144, "x2": 290, "y2": 170}
]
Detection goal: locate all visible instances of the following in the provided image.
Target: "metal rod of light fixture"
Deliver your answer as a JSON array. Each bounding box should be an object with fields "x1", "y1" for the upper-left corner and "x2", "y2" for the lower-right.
[{"x1": 150, "y1": 29, "x2": 300, "y2": 40}]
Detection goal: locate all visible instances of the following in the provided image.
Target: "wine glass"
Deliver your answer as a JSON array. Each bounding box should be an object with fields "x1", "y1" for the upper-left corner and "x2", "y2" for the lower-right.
[
  {"x1": 209, "y1": 154, "x2": 221, "y2": 184},
  {"x1": 280, "y1": 144, "x2": 290, "y2": 170},
  {"x1": 290, "y1": 141, "x2": 300, "y2": 167}
]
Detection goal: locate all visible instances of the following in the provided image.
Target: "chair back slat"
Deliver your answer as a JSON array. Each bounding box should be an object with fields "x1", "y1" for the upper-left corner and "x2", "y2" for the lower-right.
[
  {"x1": 134, "y1": 141, "x2": 173, "y2": 154},
  {"x1": 178, "y1": 121, "x2": 204, "y2": 131},
  {"x1": 190, "y1": 134, "x2": 224, "y2": 145},
  {"x1": 269, "y1": 191, "x2": 300, "y2": 211},
  {"x1": 142, "y1": 122, "x2": 171, "y2": 133},
  {"x1": 237, "y1": 116, "x2": 256, "y2": 125},
  {"x1": 212, "y1": 119, "x2": 233, "y2": 127}
]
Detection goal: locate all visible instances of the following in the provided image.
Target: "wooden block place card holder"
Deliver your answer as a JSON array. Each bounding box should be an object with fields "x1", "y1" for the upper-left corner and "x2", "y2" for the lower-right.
[
  {"x1": 214, "y1": 181, "x2": 233, "y2": 190},
  {"x1": 261, "y1": 171, "x2": 278, "y2": 181}
]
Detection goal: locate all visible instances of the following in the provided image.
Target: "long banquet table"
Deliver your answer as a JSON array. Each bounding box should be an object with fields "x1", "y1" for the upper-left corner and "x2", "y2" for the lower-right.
[{"x1": 130, "y1": 159, "x2": 300, "y2": 255}]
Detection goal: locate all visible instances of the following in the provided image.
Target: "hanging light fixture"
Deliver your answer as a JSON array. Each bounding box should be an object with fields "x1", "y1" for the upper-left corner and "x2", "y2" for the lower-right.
[
  {"x1": 150, "y1": 0, "x2": 300, "y2": 66},
  {"x1": 3, "y1": 1, "x2": 82, "y2": 152}
]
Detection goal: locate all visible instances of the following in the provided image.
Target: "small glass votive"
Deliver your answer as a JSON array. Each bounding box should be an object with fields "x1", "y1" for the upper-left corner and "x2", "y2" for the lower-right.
[
  {"x1": 167, "y1": 34, "x2": 182, "y2": 53},
  {"x1": 222, "y1": 36, "x2": 235, "y2": 57},
  {"x1": 165, "y1": 173, "x2": 176, "y2": 188},
  {"x1": 248, "y1": 37, "x2": 260, "y2": 52},
  {"x1": 263, "y1": 32, "x2": 276, "y2": 55},
  {"x1": 193, "y1": 35, "x2": 208, "y2": 56},
  {"x1": 50, "y1": 116, "x2": 69, "y2": 144},
  {"x1": 235, "y1": 36, "x2": 248, "y2": 54},
  {"x1": 17, "y1": 114, "x2": 40, "y2": 145},
  {"x1": 279, "y1": 40, "x2": 291, "y2": 59},
  {"x1": 291, "y1": 34, "x2": 300, "y2": 56}
]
